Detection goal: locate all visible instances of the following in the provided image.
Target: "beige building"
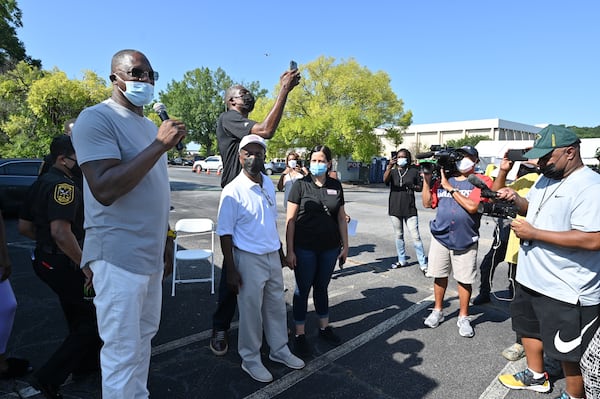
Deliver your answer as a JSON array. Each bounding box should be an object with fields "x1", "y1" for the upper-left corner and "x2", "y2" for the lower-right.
[{"x1": 377, "y1": 118, "x2": 542, "y2": 156}]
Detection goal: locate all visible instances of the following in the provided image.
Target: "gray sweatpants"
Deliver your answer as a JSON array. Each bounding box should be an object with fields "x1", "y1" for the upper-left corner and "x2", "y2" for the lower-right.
[{"x1": 234, "y1": 248, "x2": 291, "y2": 368}]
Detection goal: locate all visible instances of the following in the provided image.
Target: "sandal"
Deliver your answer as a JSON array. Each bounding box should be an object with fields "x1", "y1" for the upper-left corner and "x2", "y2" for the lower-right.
[{"x1": 0, "y1": 357, "x2": 32, "y2": 379}]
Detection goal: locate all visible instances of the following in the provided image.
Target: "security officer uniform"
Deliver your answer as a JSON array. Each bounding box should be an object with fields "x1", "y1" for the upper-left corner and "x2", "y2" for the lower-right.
[{"x1": 22, "y1": 166, "x2": 101, "y2": 392}]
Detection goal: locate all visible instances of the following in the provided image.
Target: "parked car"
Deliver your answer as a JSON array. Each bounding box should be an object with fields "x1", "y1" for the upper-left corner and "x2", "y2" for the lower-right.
[
  {"x1": 264, "y1": 160, "x2": 286, "y2": 175},
  {"x1": 0, "y1": 158, "x2": 43, "y2": 214},
  {"x1": 192, "y1": 155, "x2": 223, "y2": 173},
  {"x1": 169, "y1": 157, "x2": 184, "y2": 165}
]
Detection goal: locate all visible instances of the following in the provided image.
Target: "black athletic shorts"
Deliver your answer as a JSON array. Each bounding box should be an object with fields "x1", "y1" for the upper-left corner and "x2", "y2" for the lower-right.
[{"x1": 511, "y1": 283, "x2": 600, "y2": 362}]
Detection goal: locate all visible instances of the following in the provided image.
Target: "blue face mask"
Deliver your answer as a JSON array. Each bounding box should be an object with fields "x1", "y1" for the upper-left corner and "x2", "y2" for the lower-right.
[
  {"x1": 120, "y1": 81, "x2": 154, "y2": 106},
  {"x1": 310, "y1": 162, "x2": 328, "y2": 176}
]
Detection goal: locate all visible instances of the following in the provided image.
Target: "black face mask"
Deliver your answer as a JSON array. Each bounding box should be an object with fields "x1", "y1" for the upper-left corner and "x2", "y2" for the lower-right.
[
  {"x1": 540, "y1": 163, "x2": 565, "y2": 180},
  {"x1": 240, "y1": 93, "x2": 255, "y2": 113},
  {"x1": 243, "y1": 156, "x2": 262, "y2": 176}
]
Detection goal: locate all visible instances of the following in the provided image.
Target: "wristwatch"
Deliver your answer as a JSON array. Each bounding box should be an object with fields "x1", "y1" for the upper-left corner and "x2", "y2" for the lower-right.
[{"x1": 449, "y1": 188, "x2": 459, "y2": 195}]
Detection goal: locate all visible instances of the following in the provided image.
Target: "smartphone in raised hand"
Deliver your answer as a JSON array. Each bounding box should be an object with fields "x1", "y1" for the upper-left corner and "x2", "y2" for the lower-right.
[{"x1": 290, "y1": 60, "x2": 298, "y2": 71}]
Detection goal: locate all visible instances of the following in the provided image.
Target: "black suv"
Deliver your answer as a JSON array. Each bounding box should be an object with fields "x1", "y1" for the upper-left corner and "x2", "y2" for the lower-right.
[{"x1": 0, "y1": 158, "x2": 43, "y2": 214}]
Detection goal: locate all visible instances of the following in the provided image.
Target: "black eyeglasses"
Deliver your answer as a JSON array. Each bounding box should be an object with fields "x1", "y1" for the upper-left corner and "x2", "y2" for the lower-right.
[{"x1": 118, "y1": 68, "x2": 159, "y2": 81}]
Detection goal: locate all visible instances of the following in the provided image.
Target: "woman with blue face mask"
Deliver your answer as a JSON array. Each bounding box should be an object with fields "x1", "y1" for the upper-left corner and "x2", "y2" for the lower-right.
[
  {"x1": 383, "y1": 149, "x2": 429, "y2": 274},
  {"x1": 285, "y1": 145, "x2": 349, "y2": 358}
]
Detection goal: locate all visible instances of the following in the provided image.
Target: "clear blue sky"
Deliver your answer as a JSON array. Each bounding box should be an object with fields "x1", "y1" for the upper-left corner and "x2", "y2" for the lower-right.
[{"x1": 17, "y1": 0, "x2": 600, "y2": 127}]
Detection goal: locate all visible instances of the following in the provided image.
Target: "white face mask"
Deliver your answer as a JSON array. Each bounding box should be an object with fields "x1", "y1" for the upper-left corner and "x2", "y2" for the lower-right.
[
  {"x1": 119, "y1": 80, "x2": 154, "y2": 106},
  {"x1": 456, "y1": 158, "x2": 475, "y2": 173},
  {"x1": 397, "y1": 157, "x2": 408, "y2": 167},
  {"x1": 288, "y1": 160, "x2": 297, "y2": 169}
]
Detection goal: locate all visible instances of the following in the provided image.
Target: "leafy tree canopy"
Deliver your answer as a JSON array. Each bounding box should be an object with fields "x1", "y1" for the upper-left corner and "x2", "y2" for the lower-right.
[
  {"x1": 158, "y1": 67, "x2": 265, "y2": 157},
  {"x1": 252, "y1": 56, "x2": 412, "y2": 162},
  {"x1": 0, "y1": 0, "x2": 41, "y2": 72},
  {"x1": 445, "y1": 135, "x2": 490, "y2": 149},
  {"x1": 0, "y1": 62, "x2": 110, "y2": 157}
]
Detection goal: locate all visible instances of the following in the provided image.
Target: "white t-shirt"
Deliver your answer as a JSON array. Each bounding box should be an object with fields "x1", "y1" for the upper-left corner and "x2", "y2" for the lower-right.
[
  {"x1": 72, "y1": 99, "x2": 170, "y2": 275},
  {"x1": 517, "y1": 166, "x2": 600, "y2": 305}
]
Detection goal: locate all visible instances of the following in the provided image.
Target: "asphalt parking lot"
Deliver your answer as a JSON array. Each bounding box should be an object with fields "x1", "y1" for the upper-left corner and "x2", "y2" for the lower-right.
[{"x1": 0, "y1": 167, "x2": 570, "y2": 398}]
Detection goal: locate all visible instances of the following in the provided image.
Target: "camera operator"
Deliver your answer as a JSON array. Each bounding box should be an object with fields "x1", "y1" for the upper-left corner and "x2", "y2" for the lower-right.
[
  {"x1": 496, "y1": 125, "x2": 600, "y2": 399},
  {"x1": 421, "y1": 146, "x2": 492, "y2": 338}
]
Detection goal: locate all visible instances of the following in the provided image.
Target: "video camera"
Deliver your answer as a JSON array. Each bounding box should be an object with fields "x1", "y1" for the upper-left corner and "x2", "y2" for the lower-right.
[
  {"x1": 467, "y1": 174, "x2": 519, "y2": 219},
  {"x1": 416, "y1": 145, "x2": 464, "y2": 177},
  {"x1": 477, "y1": 193, "x2": 519, "y2": 219}
]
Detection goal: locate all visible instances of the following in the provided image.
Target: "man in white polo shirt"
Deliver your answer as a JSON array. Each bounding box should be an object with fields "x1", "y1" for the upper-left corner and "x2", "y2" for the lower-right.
[{"x1": 216, "y1": 134, "x2": 304, "y2": 383}]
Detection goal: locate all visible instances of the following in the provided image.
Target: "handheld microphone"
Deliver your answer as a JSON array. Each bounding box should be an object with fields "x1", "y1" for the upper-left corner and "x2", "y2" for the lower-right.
[
  {"x1": 153, "y1": 103, "x2": 183, "y2": 151},
  {"x1": 467, "y1": 174, "x2": 498, "y2": 198}
]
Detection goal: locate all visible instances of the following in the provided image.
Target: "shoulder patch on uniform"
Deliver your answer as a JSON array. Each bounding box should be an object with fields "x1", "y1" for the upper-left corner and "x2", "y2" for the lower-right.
[{"x1": 54, "y1": 183, "x2": 74, "y2": 205}]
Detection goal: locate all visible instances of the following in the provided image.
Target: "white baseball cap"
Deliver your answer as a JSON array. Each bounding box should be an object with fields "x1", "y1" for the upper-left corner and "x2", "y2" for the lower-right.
[{"x1": 239, "y1": 134, "x2": 266, "y2": 152}]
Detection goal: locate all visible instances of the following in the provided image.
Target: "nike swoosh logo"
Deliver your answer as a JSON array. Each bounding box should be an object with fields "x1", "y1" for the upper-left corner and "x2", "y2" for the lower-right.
[{"x1": 554, "y1": 316, "x2": 598, "y2": 353}]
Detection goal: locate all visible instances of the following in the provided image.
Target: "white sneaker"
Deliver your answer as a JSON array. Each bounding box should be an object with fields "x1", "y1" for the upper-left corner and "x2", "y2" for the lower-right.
[
  {"x1": 268, "y1": 353, "x2": 305, "y2": 370},
  {"x1": 241, "y1": 362, "x2": 273, "y2": 383},
  {"x1": 390, "y1": 261, "x2": 406, "y2": 269},
  {"x1": 424, "y1": 309, "x2": 444, "y2": 328},
  {"x1": 502, "y1": 343, "x2": 525, "y2": 361},
  {"x1": 457, "y1": 316, "x2": 474, "y2": 338}
]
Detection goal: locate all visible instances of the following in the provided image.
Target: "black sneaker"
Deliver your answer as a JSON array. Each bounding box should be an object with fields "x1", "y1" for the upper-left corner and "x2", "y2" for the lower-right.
[
  {"x1": 294, "y1": 334, "x2": 311, "y2": 357},
  {"x1": 210, "y1": 329, "x2": 228, "y2": 356},
  {"x1": 318, "y1": 326, "x2": 341, "y2": 345},
  {"x1": 31, "y1": 377, "x2": 63, "y2": 399}
]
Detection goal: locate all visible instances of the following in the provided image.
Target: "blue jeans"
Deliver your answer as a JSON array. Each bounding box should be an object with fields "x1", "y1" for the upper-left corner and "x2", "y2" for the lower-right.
[
  {"x1": 292, "y1": 246, "x2": 340, "y2": 325},
  {"x1": 389, "y1": 215, "x2": 427, "y2": 269}
]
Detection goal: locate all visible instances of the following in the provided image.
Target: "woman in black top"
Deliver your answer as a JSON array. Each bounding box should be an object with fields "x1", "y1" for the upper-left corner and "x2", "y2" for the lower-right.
[
  {"x1": 285, "y1": 145, "x2": 349, "y2": 357},
  {"x1": 383, "y1": 148, "x2": 428, "y2": 273}
]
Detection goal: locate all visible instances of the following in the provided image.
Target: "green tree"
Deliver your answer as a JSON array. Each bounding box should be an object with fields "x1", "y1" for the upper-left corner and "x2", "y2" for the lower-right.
[
  {"x1": 385, "y1": 126, "x2": 404, "y2": 149},
  {"x1": 445, "y1": 135, "x2": 490, "y2": 149},
  {"x1": 0, "y1": 64, "x2": 110, "y2": 157},
  {"x1": 570, "y1": 125, "x2": 600, "y2": 138},
  {"x1": 158, "y1": 67, "x2": 265, "y2": 156},
  {"x1": 253, "y1": 56, "x2": 412, "y2": 162},
  {"x1": 0, "y1": 0, "x2": 41, "y2": 72}
]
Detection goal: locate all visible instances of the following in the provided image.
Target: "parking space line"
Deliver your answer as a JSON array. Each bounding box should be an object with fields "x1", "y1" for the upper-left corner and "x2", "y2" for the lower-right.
[
  {"x1": 478, "y1": 357, "x2": 526, "y2": 399},
  {"x1": 243, "y1": 297, "x2": 434, "y2": 399}
]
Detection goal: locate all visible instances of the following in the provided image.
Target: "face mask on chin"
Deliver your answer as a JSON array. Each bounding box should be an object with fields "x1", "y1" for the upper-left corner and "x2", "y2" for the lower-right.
[
  {"x1": 243, "y1": 156, "x2": 262, "y2": 176},
  {"x1": 119, "y1": 80, "x2": 154, "y2": 106}
]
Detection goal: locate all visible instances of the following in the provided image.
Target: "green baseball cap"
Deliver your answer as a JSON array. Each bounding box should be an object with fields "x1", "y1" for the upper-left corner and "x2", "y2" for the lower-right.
[{"x1": 523, "y1": 125, "x2": 579, "y2": 159}]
